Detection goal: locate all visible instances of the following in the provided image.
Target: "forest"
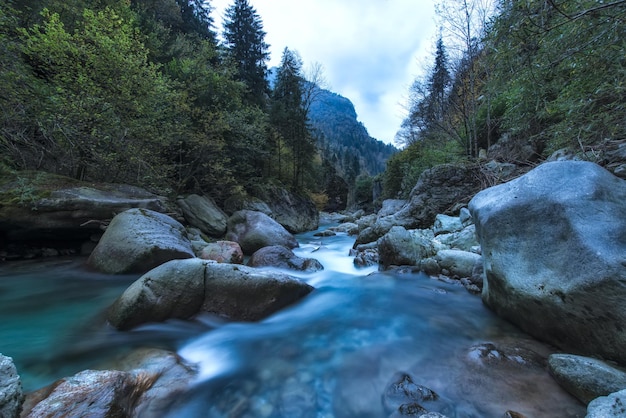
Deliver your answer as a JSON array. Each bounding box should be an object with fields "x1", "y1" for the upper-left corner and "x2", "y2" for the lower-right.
[
  {"x1": 1, "y1": 0, "x2": 394, "y2": 209},
  {"x1": 1, "y1": 0, "x2": 624, "y2": 208},
  {"x1": 385, "y1": 0, "x2": 625, "y2": 198}
]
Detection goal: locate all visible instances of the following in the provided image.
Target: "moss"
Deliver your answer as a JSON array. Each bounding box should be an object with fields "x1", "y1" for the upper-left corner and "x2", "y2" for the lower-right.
[{"x1": 0, "y1": 170, "x2": 80, "y2": 208}]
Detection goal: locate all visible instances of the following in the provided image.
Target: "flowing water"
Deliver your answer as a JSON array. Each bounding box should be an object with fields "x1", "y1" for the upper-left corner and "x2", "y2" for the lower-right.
[{"x1": 0, "y1": 220, "x2": 586, "y2": 417}]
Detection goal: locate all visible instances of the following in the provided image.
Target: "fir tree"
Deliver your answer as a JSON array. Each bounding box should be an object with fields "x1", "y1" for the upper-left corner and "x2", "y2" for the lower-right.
[
  {"x1": 270, "y1": 48, "x2": 315, "y2": 189},
  {"x1": 223, "y1": 0, "x2": 269, "y2": 107}
]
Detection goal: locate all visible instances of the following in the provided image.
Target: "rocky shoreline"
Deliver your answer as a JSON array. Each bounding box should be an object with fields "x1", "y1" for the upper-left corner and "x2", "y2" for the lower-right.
[{"x1": 1, "y1": 160, "x2": 626, "y2": 417}]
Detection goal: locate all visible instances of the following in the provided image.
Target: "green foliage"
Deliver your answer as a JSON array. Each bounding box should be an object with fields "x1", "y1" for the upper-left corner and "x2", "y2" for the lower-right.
[
  {"x1": 383, "y1": 139, "x2": 463, "y2": 199},
  {"x1": 484, "y1": 0, "x2": 626, "y2": 155},
  {"x1": 19, "y1": 6, "x2": 182, "y2": 187},
  {"x1": 223, "y1": 0, "x2": 270, "y2": 107},
  {"x1": 270, "y1": 48, "x2": 316, "y2": 190}
]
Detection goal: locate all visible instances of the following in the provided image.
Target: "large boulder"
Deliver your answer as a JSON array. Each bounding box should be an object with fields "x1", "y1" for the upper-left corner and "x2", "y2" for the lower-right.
[
  {"x1": 107, "y1": 258, "x2": 314, "y2": 330},
  {"x1": 0, "y1": 172, "x2": 167, "y2": 248},
  {"x1": 176, "y1": 194, "x2": 228, "y2": 237},
  {"x1": 226, "y1": 210, "x2": 298, "y2": 255},
  {"x1": 0, "y1": 354, "x2": 23, "y2": 418},
  {"x1": 247, "y1": 185, "x2": 319, "y2": 233},
  {"x1": 469, "y1": 161, "x2": 626, "y2": 363},
  {"x1": 247, "y1": 245, "x2": 324, "y2": 272},
  {"x1": 87, "y1": 208, "x2": 194, "y2": 274}
]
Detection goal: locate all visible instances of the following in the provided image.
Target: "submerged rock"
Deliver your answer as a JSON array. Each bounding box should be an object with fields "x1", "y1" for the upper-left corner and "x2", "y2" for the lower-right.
[
  {"x1": 108, "y1": 258, "x2": 314, "y2": 330},
  {"x1": 22, "y1": 348, "x2": 195, "y2": 418},
  {"x1": 382, "y1": 372, "x2": 452, "y2": 417},
  {"x1": 469, "y1": 161, "x2": 626, "y2": 364},
  {"x1": 86, "y1": 208, "x2": 194, "y2": 274}
]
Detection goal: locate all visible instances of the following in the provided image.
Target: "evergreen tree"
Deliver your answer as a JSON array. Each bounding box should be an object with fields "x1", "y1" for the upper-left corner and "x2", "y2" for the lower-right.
[
  {"x1": 270, "y1": 48, "x2": 315, "y2": 189},
  {"x1": 400, "y1": 35, "x2": 452, "y2": 145},
  {"x1": 222, "y1": 0, "x2": 269, "y2": 107},
  {"x1": 427, "y1": 35, "x2": 451, "y2": 131},
  {"x1": 175, "y1": 0, "x2": 216, "y2": 42}
]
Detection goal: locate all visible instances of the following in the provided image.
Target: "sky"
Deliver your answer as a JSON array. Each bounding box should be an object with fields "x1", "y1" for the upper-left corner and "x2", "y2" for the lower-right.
[{"x1": 210, "y1": 0, "x2": 439, "y2": 145}]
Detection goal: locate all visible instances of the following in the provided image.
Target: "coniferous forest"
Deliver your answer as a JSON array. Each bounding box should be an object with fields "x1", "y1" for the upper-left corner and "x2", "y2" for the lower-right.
[{"x1": 1, "y1": 0, "x2": 624, "y2": 207}]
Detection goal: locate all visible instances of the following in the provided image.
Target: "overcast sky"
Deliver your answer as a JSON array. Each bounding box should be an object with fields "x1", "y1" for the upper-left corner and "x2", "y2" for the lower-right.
[{"x1": 211, "y1": 0, "x2": 438, "y2": 145}]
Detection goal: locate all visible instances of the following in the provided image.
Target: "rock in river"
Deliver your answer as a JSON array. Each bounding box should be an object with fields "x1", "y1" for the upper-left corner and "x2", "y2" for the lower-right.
[
  {"x1": 469, "y1": 161, "x2": 626, "y2": 364},
  {"x1": 226, "y1": 210, "x2": 298, "y2": 255},
  {"x1": 87, "y1": 208, "x2": 194, "y2": 274},
  {"x1": 107, "y1": 258, "x2": 314, "y2": 330}
]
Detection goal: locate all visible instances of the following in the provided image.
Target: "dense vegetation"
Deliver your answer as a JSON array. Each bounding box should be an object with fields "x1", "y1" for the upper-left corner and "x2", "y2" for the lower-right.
[
  {"x1": 0, "y1": 0, "x2": 389, "y2": 209},
  {"x1": 386, "y1": 0, "x2": 625, "y2": 198}
]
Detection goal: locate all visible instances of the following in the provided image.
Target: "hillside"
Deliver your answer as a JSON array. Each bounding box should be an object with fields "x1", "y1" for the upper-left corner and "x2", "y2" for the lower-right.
[{"x1": 308, "y1": 88, "x2": 397, "y2": 178}]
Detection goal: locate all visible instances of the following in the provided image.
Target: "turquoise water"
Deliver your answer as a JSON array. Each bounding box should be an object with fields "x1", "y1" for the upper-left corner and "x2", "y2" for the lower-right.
[{"x1": 0, "y1": 224, "x2": 586, "y2": 417}]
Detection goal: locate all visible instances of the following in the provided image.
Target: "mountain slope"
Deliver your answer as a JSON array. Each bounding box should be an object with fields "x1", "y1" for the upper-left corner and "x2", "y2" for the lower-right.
[{"x1": 308, "y1": 88, "x2": 397, "y2": 178}]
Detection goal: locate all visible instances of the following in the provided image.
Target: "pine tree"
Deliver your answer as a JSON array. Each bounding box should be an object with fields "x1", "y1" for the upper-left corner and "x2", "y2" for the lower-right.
[{"x1": 223, "y1": 0, "x2": 269, "y2": 107}]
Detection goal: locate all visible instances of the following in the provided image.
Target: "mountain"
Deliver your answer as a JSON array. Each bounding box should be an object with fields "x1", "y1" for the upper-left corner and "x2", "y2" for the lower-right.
[{"x1": 308, "y1": 87, "x2": 397, "y2": 178}]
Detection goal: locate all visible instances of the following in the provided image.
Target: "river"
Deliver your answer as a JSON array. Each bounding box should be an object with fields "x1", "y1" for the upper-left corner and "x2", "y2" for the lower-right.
[{"x1": 0, "y1": 219, "x2": 585, "y2": 417}]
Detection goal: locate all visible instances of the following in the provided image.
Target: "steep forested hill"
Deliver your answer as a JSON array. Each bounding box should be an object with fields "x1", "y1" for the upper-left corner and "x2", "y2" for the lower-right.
[{"x1": 308, "y1": 88, "x2": 397, "y2": 178}]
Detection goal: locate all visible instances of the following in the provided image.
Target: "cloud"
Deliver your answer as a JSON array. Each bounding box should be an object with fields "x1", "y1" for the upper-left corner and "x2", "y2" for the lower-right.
[{"x1": 211, "y1": 0, "x2": 437, "y2": 144}]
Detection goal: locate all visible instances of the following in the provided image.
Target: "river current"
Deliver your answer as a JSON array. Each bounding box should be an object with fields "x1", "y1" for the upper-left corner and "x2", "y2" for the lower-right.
[{"x1": 0, "y1": 219, "x2": 586, "y2": 417}]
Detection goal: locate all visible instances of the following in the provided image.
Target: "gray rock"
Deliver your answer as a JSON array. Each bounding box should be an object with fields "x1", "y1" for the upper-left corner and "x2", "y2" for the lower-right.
[
  {"x1": 469, "y1": 161, "x2": 626, "y2": 363},
  {"x1": 176, "y1": 194, "x2": 228, "y2": 237},
  {"x1": 435, "y1": 249, "x2": 482, "y2": 278},
  {"x1": 586, "y1": 389, "x2": 626, "y2": 418},
  {"x1": 432, "y1": 214, "x2": 463, "y2": 235},
  {"x1": 548, "y1": 354, "x2": 626, "y2": 404},
  {"x1": 0, "y1": 354, "x2": 23, "y2": 418},
  {"x1": 329, "y1": 222, "x2": 359, "y2": 235},
  {"x1": 435, "y1": 225, "x2": 479, "y2": 252},
  {"x1": 24, "y1": 369, "x2": 134, "y2": 417},
  {"x1": 222, "y1": 194, "x2": 273, "y2": 216},
  {"x1": 87, "y1": 208, "x2": 194, "y2": 274},
  {"x1": 199, "y1": 241, "x2": 243, "y2": 264},
  {"x1": 108, "y1": 258, "x2": 314, "y2": 330},
  {"x1": 22, "y1": 348, "x2": 195, "y2": 418},
  {"x1": 247, "y1": 185, "x2": 319, "y2": 233},
  {"x1": 354, "y1": 164, "x2": 484, "y2": 245},
  {"x1": 0, "y1": 176, "x2": 167, "y2": 244},
  {"x1": 378, "y1": 199, "x2": 407, "y2": 217},
  {"x1": 378, "y1": 227, "x2": 434, "y2": 269},
  {"x1": 247, "y1": 245, "x2": 324, "y2": 272},
  {"x1": 226, "y1": 210, "x2": 298, "y2": 255},
  {"x1": 459, "y1": 207, "x2": 472, "y2": 226}
]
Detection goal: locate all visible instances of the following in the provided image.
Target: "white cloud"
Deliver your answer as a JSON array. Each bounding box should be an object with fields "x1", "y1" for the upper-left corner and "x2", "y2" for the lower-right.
[{"x1": 211, "y1": 0, "x2": 438, "y2": 144}]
